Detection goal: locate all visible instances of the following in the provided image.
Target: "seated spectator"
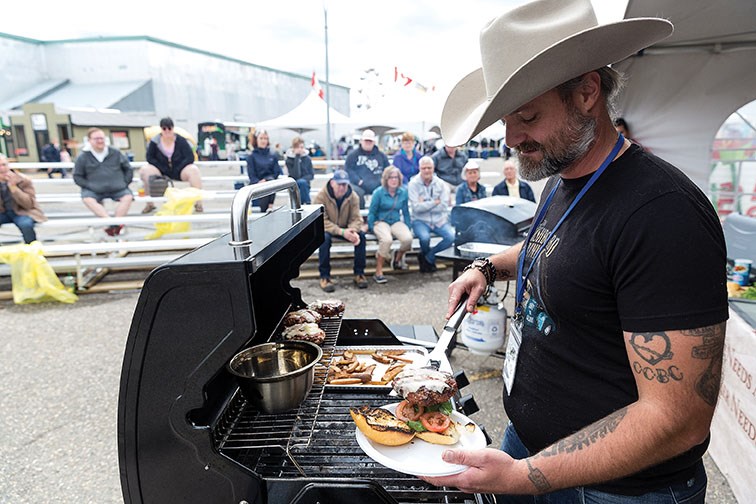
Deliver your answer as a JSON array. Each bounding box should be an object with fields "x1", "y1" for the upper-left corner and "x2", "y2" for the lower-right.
[
  {"x1": 247, "y1": 129, "x2": 282, "y2": 211},
  {"x1": 0, "y1": 153, "x2": 46, "y2": 243},
  {"x1": 141, "y1": 117, "x2": 203, "y2": 213},
  {"x1": 431, "y1": 142, "x2": 468, "y2": 199},
  {"x1": 313, "y1": 170, "x2": 368, "y2": 292},
  {"x1": 392, "y1": 131, "x2": 421, "y2": 185},
  {"x1": 408, "y1": 156, "x2": 454, "y2": 273},
  {"x1": 368, "y1": 166, "x2": 412, "y2": 284},
  {"x1": 284, "y1": 136, "x2": 314, "y2": 204},
  {"x1": 456, "y1": 160, "x2": 487, "y2": 205},
  {"x1": 492, "y1": 158, "x2": 536, "y2": 202},
  {"x1": 73, "y1": 128, "x2": 134, "y2": 236},
  {"x1": 345, "y1": 129, "x2": 389, "y2": 208}
]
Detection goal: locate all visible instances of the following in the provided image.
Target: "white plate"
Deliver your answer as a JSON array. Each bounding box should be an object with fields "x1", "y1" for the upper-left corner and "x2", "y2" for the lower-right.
[{"x1": 355, "y1": 402, "x2": 487, "y2": 476}]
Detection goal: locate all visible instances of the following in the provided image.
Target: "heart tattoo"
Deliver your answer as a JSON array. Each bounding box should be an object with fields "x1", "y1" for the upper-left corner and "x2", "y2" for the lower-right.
[{"x1": 630, "y1": 332, "x2": 674, "y2": 365}]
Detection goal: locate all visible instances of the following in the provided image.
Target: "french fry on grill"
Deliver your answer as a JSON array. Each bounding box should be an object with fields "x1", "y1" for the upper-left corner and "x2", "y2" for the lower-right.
[
  {"x1": 379, "y1": 363, "x2": 406, "y2": 383},
  {"x1": 371, "y1": 352, "x2": 392, "y2": 364},
  {"x1": 327, "y1": 349, "x2": 418, "y2": 385}
]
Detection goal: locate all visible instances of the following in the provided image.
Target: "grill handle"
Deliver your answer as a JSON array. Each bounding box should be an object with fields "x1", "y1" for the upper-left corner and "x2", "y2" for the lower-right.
[{"x1": 229, "y1": 177, "x2": 302, "y2": 249}]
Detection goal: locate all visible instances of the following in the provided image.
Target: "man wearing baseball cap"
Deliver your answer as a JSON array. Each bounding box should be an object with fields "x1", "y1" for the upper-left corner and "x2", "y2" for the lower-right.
[
  {"x1": 313, "y1": 169, "x2": 368, "y2": 291},
  {"x1": 344, "y1": 129, "x2": 389, "y2": 208},
  {"x1": 430, "y1": 0, "x2": 727, "y2": 501}
]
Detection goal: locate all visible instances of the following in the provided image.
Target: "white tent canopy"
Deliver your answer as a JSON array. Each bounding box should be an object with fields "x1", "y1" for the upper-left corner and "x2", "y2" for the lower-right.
[
  {"x1": 615, "y1": 0, "x2": 756, "y2": 190},
  {"x1": 350, "y1": 87, "x2": 443, "y2": 138},
  {"x1": 257, "y1": 90, "x2": 351, "y2": 134}
]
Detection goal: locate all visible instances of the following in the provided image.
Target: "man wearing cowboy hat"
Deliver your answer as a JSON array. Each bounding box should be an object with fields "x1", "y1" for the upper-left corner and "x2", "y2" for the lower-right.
[{"x1": 432, "y1": 0, "x2": 728, "y2": 501}]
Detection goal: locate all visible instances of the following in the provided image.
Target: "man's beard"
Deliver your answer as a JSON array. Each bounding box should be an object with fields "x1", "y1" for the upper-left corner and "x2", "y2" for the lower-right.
[{"x1": 514, "y1": 105, "x2": 597, "y2": 181}]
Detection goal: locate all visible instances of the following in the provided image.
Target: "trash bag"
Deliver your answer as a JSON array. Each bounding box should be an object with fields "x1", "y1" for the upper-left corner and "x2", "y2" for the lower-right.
[
  {"x1": 0, "y1": 242, "x2": 78, "y2": 304},
  {"x1": 146, "y1": 187, "x2": 204, "y2": 239}
]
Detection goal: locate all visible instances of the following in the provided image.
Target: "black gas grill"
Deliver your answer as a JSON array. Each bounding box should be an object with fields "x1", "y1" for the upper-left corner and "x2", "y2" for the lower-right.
[{"x1": 118, "y1": 179, "x2": 491, "y2": 504}]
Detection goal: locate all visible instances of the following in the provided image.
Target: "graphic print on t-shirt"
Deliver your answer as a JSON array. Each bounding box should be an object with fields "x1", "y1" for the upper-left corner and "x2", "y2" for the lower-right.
[
  {"x1": 519, "y1": 222, "x2": 561, "y2": 337},
  {"x1": 357, "y1": 155, "x2": 382, "y2": 174}
]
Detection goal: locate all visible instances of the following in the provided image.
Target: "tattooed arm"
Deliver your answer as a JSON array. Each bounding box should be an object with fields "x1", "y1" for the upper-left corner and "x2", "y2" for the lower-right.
[{"x1": 421, "y1": 323, "x2": 725, "y2": 494}]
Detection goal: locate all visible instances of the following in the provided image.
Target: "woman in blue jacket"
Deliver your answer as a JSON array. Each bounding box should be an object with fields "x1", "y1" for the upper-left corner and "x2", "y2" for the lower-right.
[
  {"x1": 392, "y1": 132, "x2": 421, "y2": 185},
  {"x1": 368, "y1": 166, "x2": 412, "y2": 283},
  {"x1": 247, "y1": 129, "x2": 282, "y2": 211}
]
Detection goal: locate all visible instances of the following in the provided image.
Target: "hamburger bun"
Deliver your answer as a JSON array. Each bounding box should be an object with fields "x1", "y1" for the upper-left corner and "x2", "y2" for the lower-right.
[{"x1": 350, "y1": 406, "x2": 415, "y2": 446}]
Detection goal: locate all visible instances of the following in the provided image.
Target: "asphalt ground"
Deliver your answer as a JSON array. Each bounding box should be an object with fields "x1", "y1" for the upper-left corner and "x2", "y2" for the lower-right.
[{"x1": 0, "y1": 264, "x2": 738, "y2": 503}]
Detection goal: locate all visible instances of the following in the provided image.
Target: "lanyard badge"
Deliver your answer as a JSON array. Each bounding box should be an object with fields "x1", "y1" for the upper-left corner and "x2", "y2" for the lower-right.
[{"x1": 505, "y1": 134, "x2": 625, "y2": 394}]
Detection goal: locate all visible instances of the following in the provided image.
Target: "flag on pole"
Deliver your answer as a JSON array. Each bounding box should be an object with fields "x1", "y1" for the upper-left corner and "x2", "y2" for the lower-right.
[
  {"x1": 311, "y1": 71, "x2": 325, "y2": 100},
  {"x1": 394, "y1": 66, "x2": 435, "y2": 93}
]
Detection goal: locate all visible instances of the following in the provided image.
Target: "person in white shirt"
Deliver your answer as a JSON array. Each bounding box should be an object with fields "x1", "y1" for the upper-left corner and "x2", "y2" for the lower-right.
[{"x1": 407, "y1": 156, "x2": 454, "y2": 272}]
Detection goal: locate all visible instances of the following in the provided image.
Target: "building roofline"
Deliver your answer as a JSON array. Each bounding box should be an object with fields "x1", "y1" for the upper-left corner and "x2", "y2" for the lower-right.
[
  {"x1": 0, "y1": 31, "x2": 44, "y2": 44},
  {"x1": 0, "y1": 32, "x2": 349, "y2": 92}
]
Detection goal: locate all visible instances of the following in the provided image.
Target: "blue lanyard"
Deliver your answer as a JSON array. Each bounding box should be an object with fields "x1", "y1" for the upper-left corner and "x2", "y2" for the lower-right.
[{"x1": 515, "y1": 134, "x2": 625, "y2": 314}]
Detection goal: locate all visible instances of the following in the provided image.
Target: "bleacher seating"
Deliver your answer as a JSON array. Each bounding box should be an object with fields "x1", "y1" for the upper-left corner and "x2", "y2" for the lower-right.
[{"x1": 1, "y1": 159, "x2": 502, "y2": 290}]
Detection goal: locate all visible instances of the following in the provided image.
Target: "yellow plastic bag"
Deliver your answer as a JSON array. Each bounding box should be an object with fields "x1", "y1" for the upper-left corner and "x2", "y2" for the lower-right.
[
  {"x1": 0, "y1": 242, "x2": 78, "y2": 304},
  {"x1": 146, "y1": 187, "x2": 204, "y2": 239}
]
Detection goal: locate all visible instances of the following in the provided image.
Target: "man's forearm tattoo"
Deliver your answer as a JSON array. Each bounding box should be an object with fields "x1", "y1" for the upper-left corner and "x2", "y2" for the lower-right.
[
  {"x1": 537, "y1": 407, "x2": 628, "y2": 458},
  {"x1": 526, "y1": 408, "x2": 627, "y2": 492},
  {"x1": 496, "y1": 268, "x2": 512, "y2": 281},
  {"x1": 682, "y1": 323, "x2": 725, "y2": 406},
  {"x1": 526, "y1": 458, "x2": 551, "y2": 493}
]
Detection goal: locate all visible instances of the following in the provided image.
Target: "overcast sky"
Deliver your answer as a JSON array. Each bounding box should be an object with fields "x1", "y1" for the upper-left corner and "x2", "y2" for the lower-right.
[
  {"x1": 5, "y1": 0, "x2": 754, "y2": 125},
  {"x1": 3, "y1": 1, "x2": 625, "y2": 97}
]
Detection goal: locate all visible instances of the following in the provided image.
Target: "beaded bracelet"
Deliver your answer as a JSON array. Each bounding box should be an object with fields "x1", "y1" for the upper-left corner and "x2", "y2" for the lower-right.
[{"x1": 462, "y1": 257, "x2": 497, "y2": 286}]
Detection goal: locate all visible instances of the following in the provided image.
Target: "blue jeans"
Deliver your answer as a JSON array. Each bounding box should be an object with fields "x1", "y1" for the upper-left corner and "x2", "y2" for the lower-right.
[
  {"x1": 318, "y1": 231, "x2": 366, "y2": 278},
  {"x1": 496, "y1": 424, "x2": 707, "y2": 504},
  {"x1": 0, "y1": 210, "x2": 37, "y2": 243},
  {"x1": 411, "y1": 220, "x2": 454, "y2": 264},
  {"x1": 296, "y1": 178, "x2": 311, "y2": 204}
]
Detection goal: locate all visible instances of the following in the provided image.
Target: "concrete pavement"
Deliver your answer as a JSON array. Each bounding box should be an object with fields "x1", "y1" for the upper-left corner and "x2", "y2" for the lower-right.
[{"x1": 0, "y1": 264, "x2": 738, "y2": 502}]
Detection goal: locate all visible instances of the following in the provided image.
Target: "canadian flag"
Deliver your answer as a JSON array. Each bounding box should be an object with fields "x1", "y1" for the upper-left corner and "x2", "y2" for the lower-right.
[
  {"x1": 311, "y1": 71, "x2": 325, "y2": 100},
  {"x1": 394, "y1": 66, "x2": 435, "y2": 93}
]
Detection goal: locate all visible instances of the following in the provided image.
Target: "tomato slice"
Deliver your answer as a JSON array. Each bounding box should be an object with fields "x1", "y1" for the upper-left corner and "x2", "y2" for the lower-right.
[
  {"x1": 420, "y1": 412, "x2": 451, "y2": 433},
  {"x1": 395, "y1": 400, "x2": 424, "y2": 422}
]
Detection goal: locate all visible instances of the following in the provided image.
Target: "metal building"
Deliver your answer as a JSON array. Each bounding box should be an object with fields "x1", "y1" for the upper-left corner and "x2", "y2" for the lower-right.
[{"x1": 0, "y1": 32, "x2": 350, "y2": 161}]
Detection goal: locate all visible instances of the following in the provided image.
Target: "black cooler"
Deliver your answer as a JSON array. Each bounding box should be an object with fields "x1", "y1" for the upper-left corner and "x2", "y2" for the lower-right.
[{"x1": 118, "y1": 179, "x2": 491, "y2": 504}]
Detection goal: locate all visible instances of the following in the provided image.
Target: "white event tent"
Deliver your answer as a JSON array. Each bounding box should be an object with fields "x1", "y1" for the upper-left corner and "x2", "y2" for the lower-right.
[
  {"x1": 614, "y1": 0, "x2": 756, "y2": 190},
  {"x1": 350, "y1": 87, "x2": 443, "y2": 138},
  {"x1": 257, "y1": 91, "x2": 351, "y2": 134}
]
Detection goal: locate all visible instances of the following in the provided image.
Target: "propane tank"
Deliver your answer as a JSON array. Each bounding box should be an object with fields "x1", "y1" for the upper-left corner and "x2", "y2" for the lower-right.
[{"x1": 461, "y1": 286, "x2": 507, "y2": 355}]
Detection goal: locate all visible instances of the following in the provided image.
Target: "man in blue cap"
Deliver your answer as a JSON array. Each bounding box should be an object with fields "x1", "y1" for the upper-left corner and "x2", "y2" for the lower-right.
[{"x1": 313, "y1": 169, "x2": 368, "y2": 292}]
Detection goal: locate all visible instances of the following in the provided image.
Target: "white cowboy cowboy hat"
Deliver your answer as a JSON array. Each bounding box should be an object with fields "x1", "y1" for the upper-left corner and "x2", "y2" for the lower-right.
[{"x1": 440, "y1": 0, "x2": 673, "y2": 147}]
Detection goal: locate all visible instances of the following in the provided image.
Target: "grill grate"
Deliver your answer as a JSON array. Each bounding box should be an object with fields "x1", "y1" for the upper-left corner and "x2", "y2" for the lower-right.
[
  {"x1": 214, "y1": 315, "x2": 489, "y2": 503},
  {"x1": 214, "y1": 314, "x2": 342, "y2": 453}
]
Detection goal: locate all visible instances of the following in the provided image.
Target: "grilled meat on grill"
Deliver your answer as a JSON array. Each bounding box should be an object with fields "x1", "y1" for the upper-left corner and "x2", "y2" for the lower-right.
[
  {"x1": 307, "y1": 299, "x2": 345, "y2": 317},
  {"x1": 282, "y1": 322, "x2": 326, "y2": 345},
  {"x1": 283, "y1": 309, "x2": 322, "y2": 327}
]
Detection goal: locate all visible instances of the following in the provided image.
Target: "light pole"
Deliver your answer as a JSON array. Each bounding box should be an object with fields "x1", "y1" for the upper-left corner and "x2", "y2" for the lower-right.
[{"x1": 324, "y1": 5, "x2": 332, "y2": 160}]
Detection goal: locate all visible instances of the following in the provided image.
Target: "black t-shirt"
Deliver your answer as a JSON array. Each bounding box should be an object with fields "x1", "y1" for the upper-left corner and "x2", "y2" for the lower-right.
[{"x1": 504, "y1": 144, "x2": 728, "y2": 494}]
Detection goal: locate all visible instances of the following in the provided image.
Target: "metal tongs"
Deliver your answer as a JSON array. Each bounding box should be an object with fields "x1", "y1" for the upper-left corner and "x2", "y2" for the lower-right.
[{"x1": 426, "y1": 295, "x2": 469, "y2": 370}]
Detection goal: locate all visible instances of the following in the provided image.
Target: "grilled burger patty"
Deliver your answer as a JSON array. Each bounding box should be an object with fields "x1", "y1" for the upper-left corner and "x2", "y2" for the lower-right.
[
  {"x1": 392, "y1": 368, "x2": 457, "y2": 407},
  {"x1": 283, "y1": 308, "x2": 322, "y2": 326}
]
